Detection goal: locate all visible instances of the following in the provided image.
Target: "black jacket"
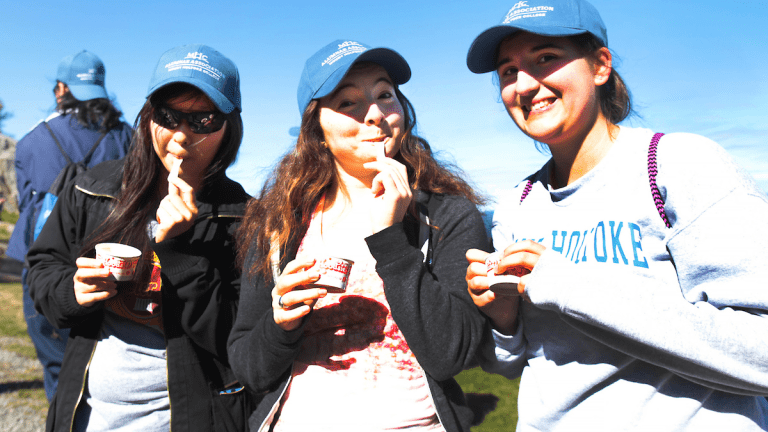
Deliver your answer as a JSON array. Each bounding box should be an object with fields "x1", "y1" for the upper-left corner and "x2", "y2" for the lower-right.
[
  {"x1": 227, "y1": 192, "x2": 492, "y2": 432},
  {"x1": 27, "y1": 159, "x2": 252, "y2": 432}
]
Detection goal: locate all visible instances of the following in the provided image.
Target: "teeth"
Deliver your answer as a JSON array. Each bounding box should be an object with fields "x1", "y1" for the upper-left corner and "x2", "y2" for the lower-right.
[{"x1": 530, "y1": 100, "x2": 552, "y2": 111}]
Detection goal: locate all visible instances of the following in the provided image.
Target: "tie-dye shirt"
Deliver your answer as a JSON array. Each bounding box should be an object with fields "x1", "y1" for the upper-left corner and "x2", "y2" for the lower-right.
[{"x1": 272, "y1": 204, "x2": 445, "y2": 432}]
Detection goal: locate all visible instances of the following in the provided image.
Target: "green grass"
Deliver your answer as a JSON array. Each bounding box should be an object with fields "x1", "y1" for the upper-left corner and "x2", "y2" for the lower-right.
[
  {"x1": 2, "y1": 210, "x2": 19, "y2": 224},
  {"x1": 457, "y1": 367, "x2": 520, "y2": 431},
  {"x1": 0, "y1": 282, "x2": 28, "y2": 338},
  {"x1": 0, "y1": 281, "x2": 48, "y2": 408}
]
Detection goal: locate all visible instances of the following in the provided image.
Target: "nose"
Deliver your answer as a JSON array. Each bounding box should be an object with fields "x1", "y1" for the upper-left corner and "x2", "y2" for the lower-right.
[
  {"x1": 516, "y1": 70, "x2": 540, "y2": 97},
  {"x1": 171, "y1": 120, "x2": 193, "y2": 146},
  {"x1": 364, "y1": 102, "x2": 385, "y2": 126}
]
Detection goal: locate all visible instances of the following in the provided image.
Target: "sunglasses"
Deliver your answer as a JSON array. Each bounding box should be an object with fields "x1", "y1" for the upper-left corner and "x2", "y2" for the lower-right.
[{"x1": 152, "y1": 106, "x2": 226, "y2": 134}]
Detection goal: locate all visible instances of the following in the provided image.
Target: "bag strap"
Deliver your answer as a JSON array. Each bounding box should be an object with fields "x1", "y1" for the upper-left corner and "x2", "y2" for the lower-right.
[
  {"x1": 520, "y1": 179, "x2": 533, "y2": 204},
  {"x1": 647, "y1": 132, "x2": 671, "y2": 228},
  {"x1": 43, "y1": 122, "x2": 72, "y2": 164},
  {"x1": 43, "y1": 121, "x2": 108, "y2": 166},
  {"x1": 82, "y1": 132, "x2": 108, "y2": 166}
]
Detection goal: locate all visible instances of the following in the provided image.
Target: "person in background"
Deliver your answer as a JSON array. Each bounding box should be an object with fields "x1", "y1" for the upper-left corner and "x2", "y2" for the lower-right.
[
  {"x1": 463, "y1": 1, "x2": 768, "y2": 431},
  {"x1": 9, "y1": 50, "x2": 133, "y2": 401},
  {"x1": 27, "y1": 44, "x2": 252, "y2": 431},
  {"x1": 228, "y1": 40, "x2": 489, "y2": 432}
]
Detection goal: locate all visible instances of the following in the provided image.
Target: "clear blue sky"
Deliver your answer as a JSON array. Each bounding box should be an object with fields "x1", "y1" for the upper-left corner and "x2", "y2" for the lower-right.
[{"x1": 2, "y1": 0, "x2": 767, "y2": 203}]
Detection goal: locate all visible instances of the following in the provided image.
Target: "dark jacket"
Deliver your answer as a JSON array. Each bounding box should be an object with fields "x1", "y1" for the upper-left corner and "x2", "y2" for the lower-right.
[
  {"x1": 27, "y1": 159, "x2": 252, "y2": 432},
  {"x1": 9, "y1": 112, "x2": 133, "y2": 263},
  {"x1": 227, "y1": 192, "x2": 492, "y2": 432}
]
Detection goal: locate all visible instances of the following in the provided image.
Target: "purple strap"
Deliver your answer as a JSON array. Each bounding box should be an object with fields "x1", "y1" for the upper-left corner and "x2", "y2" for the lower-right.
[
  {"x1": 647, "y1": 132, "x2": 670, "y2": 228},
  {"x1": 519, "y1": 179, "x2": 533, "y2": 204},
  {"x1": 519, "y1": 132, "x2": 670, "y2": 228}
]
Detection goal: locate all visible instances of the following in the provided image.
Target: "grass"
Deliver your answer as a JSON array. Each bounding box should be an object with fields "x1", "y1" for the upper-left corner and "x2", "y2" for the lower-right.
[
  {"x1": 0, "y1": 281, "x2": 43, "y2": 358},
  {"x1": 0, "y1": 281, "x2": 49, "y2": 413},
  {"x1": 0, "y1": 282, "x2": 30, "y2": 338},
  {"x1": 457, "y1": 367, "x2": 520, "y2": 431},
  {"x1": 0, "y1": 210, "x2": 18, "y2": 243},
  {"x1": 0, "y1": 274, "x2": 521, "y2": 430},
  {"x1": 2, "y1": 210, "x2": 19, "y2": 225}
]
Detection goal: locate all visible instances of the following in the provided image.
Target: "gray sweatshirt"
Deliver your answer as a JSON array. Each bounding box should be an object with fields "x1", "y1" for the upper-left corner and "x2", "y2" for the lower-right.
[{"x1": 482, "y1": 126, "x2": 768, "y2": 431}]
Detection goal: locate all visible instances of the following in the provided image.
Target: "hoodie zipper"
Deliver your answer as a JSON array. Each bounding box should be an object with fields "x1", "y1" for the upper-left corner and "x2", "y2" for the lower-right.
[
  {"x1": 258, "y1": 365, "x2": 295, "y2": 432},
  {"x1": 68, "y1": 342, "x2": 98, "y2": 432}
]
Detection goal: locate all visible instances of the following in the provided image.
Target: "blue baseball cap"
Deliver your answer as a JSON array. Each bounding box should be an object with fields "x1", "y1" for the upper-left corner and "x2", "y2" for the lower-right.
[
  {"x1": 297, "y1": 40, "x2": 411, "y2": 114},
  {"x1": 146, "y1": 44, "x2": 241, "y2": 114},
  {"x1": 467, "y1": 0, "x2": 607, "y2": 74},
  {"x1": 56, "y1": 50, "x2": 108, "y2": 101}
]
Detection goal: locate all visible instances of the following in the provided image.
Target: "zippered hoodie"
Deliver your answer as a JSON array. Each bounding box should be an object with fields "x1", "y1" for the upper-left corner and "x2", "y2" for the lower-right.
[
  {"x1": 27, "y1": 159, "x2": 253, "y2": 432},
  {"x1": 227, "y1": 192, "x2": 491, "y2": 432}
]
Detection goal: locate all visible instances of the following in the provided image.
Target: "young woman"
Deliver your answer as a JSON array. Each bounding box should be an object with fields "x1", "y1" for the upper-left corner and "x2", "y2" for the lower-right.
[
  {"x1": 228, "y1": 40, "x2": 489, "y2": 432},
  {"x1": 464, "y1": 1, "x2": 768, "y2": 431},
  {"x1": 26, "y1": 44, "x2": 252, "y2": 432}
]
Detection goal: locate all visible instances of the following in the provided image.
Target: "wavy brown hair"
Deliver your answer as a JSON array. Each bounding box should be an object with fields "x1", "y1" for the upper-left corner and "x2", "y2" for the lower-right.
[{"x1": 239, "y1": 83, "x2": 484, "y2": 281}]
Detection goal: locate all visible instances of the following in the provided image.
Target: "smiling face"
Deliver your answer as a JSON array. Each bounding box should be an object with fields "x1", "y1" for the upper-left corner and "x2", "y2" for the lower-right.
[
  {"x1": 496, "y1": 32, "x2": 611, "y2": 149},
  {"x1": 317, "y1": 62, "x2": 405, "y2": 179},
  {"x1": 149, "y1": 92, "x2": 227, "y2": 190}
]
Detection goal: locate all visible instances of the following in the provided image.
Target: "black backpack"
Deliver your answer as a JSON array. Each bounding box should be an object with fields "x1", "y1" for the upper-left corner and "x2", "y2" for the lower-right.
[{"x1": 33, "y1": 122, "x2": 107, "y2": 240}]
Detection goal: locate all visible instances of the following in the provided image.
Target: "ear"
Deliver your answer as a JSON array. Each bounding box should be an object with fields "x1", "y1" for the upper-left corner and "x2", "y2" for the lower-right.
[
  {"x1": 592, "y1": 47, "x2": 612, "y2": 86},
  {"x1": 54, "y1": 82, "x2": 70, "y2": 98}
]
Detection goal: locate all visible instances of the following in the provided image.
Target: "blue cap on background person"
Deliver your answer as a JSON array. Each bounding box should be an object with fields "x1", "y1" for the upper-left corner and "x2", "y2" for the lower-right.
[
  {"x1": 466, "y1": 0, "x2": 607, "y2": 74},
  {"x1": 297, "y1": 40, "x2": 411, "y2": 114},
  {"x1": 146, "y1": 44, "x2": 241, "y2": 114},
  {"x1": 56, "y1": 50, "x2": 108, "y2": 101}
]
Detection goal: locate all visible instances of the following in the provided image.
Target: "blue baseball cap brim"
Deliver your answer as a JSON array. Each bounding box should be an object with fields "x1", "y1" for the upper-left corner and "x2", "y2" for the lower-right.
[
  {"x1": 312, "y1": 48, "x2": 411, "y2": 101},
  {"x1": 148, "y1": 77, "x2": 236, "y2": 114},
  {"x1": 297, "y1": 40, "x2": 411, "y2": 114},
  {"x1": 467, "y1": 25, "x2": 588, "y2": 74},
  {"x1": 67, "y1": 84, "x2": 108, "y2": 101}
]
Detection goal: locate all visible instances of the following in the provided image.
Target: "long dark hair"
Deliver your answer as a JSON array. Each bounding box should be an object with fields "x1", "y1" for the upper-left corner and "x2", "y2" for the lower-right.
[
  {"x1": 79, "y1": 83, "x2": 243, "y2": 288},
  {"x1": 56, "y1": 88, "x2": 124, "y2": 132},
  {"x1": 238, "y1": 76, "x2": 485, "y2": 281}
]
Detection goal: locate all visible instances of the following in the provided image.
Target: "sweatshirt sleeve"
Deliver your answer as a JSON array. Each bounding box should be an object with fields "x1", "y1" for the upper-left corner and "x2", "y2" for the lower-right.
[
  {"x1": 525, "y1": 134, "x2": 768, "y2": 396},
  {"x1": 227, "y1": 248, "x2": 306, "y2": 392},
  {"x1": 365, "y1": 195, "x2": 491, "y2": 381}
]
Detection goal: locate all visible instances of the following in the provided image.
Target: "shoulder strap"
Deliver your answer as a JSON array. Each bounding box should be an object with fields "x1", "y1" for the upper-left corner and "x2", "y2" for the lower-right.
[
  {"x1": 43, "y1": 121, "x2": 72, "y2": 164},
  {"x1": 43, "y1": 121, "x2": 108, "y2": 166},
  {"x1": 82, "y1": 132, "x2": 108, "y2": 166},
  {"x1": 520, "y1": 179, "x2": 533, "y2": 204},
  {"x1": 647, "y1": 132, "x2": 671, "y2": 228}
]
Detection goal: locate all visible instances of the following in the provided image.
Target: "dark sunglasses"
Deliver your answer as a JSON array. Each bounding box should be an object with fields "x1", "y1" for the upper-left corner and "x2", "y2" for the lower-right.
[{"x1": 152, "y1": 106, "x2": 226, "y2": 134}]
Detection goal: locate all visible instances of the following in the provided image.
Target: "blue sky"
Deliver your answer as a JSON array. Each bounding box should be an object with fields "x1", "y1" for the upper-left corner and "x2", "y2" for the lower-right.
[{"x1": 2, "y1": 0, "x2": 767, "y2": 204}]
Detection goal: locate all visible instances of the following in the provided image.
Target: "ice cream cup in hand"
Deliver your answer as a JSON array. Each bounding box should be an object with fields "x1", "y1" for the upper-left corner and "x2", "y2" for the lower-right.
[
  {"x1": 485, "y1": 251, "x2": 522, "y2": 296},
  {"x1": 309, "y1": 257, "x2": 354, "y2": 294},
  {"x1": 95, "y1": 243, "x2": 142, "y2": 281}
]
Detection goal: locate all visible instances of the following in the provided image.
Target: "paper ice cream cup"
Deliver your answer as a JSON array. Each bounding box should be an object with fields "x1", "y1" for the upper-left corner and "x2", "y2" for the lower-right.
[
  {"x1": 485, "y1": 252, "x2": 521, "y2": 296},
  {"x1": 95, "y1": 243, "x2": 141, "y2": 281},
  {"x1": 310, "y1": 257, "x2": 354, "y2": 293}
]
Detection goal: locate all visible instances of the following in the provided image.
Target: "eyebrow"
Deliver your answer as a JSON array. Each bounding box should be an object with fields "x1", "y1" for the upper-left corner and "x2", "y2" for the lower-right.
[
  {"x1": 495, "y1": 43, "x2": 563, "y2": 69},
  {"x1": 328, "y1": 75, "x2": 394, "y2": 100}
]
